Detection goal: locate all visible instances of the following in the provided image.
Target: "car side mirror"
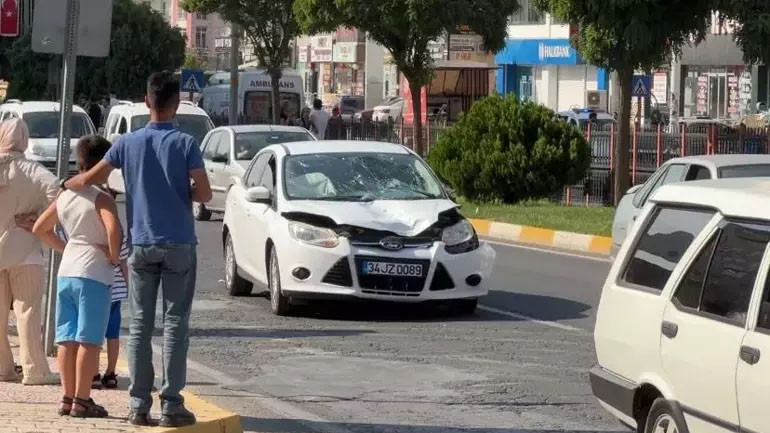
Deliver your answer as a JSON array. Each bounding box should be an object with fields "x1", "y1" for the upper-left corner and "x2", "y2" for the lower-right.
[
  {"x1": 245, "y1": 186, "x2": 271, "y2": 204},
  {"x1": 212, "y1": 154, "x2": 228, "y2": 164},
  {"x1": 107, "y1": 133, "x2": 121, "y2": 144},
  {"x1": 98, "y1": 127, "x2": 105, "y2": 136}
]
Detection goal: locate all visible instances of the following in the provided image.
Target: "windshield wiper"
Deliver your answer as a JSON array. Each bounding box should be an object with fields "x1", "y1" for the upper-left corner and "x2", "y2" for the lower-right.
[{"x1": 311, "y1": 195, "x2": 376, "y2": 202}]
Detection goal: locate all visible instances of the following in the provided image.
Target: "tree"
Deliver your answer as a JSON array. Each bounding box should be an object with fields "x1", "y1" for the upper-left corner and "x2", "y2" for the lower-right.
[
  {"x1": 716, "y1": 2, "x2": 770, "y2": 66},
  {"x1": 428, "y1": 94, "x2": 589, "y2": 202},
  {"x1": 533, "y1": 0, "x2": 714, "y2": 204},
  {"x1": 183, "y1": 52, "x2": 202, "y2": 70},
  {"x1": 183, "y1": 0, "x2": 300, "y2": 124},
  {"x1": 294, "y1": 0, "x2": 519, "y2": 155},
  {"x1": 3, "y1": 0, "x2": 185, "y2": 101}
]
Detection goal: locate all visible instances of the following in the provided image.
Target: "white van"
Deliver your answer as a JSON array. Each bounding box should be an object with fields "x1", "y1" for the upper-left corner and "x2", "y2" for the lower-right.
[
  {"x1": 200, "y1": 72, "x2": 231, "y2": 119},
  {"x1": 592, "y1": 178, "x2": 770, "y2": 433}
]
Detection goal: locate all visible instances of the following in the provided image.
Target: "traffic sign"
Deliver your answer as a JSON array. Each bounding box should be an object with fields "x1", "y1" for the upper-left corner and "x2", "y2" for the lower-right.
[
  {"x1": 631, "y1": 75, "x2": 652, "y2": 98},
  {"x1": 181, "y1": 69, "x2": 204, "y2": 93},
  {"x1": 31, "y1": 0, "x2": 113, "y2": 57}
]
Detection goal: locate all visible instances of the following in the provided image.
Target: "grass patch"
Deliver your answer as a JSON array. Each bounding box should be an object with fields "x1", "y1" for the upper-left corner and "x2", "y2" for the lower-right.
[{"x1": 457, "y1": 198, "x2": 615, "y2": 237}]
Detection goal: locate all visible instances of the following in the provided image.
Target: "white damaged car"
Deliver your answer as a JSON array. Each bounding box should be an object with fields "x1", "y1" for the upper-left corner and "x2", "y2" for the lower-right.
[{"x1": 222, "y1": 140, "x2": 495, "y2": 315}]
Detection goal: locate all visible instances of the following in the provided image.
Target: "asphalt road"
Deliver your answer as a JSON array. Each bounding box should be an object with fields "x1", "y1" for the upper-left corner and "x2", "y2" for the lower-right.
[{"x1": 134, "y1": 211, "x2": 621, "y2": 433}]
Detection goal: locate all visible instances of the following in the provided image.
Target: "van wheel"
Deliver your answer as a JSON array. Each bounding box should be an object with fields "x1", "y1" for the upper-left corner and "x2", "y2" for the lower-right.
[
  {"x1": 225, "y1": 234, "x2": 252, "y2": 296},
  {"x1": 644, "y1": 399, "x2": 689, "y2": 433},
  {"x1": 193, "y1": 203, "x2": 211, "y2": 221}
]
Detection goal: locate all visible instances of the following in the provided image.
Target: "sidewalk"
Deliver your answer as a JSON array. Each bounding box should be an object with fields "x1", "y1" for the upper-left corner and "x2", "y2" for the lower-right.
[{"x1": 0, "y1": 336, "x2": 241, "y2": 433}]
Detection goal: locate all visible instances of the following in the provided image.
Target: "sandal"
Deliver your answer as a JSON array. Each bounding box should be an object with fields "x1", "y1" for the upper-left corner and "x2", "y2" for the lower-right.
[
  {"x1": 14, "y1": 365, "x2": 22, "y2": 375},
  {"x1": 57, "y1": 396, "x2": 73, "y2": 416},
  {"x1": 91, "y1": 374, "x2": 102, "y2": 390},
  {"x1": 70, "y1": 397, "x2": 108, "y2": 418},
  {"x1": 101, "y1": 372, "x2": 118, "y2": 389}
]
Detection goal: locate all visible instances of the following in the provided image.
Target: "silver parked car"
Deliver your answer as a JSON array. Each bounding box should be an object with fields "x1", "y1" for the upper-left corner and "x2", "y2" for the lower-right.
[
  {"x1": 194, "y1": 125, "x2": 316, "y2": 220},
  {"x1": 611, "y1": 154, "x2": 770, "y2": 256}
]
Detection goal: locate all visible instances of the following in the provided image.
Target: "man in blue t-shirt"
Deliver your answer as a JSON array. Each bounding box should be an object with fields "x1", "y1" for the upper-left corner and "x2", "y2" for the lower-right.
[{"x1": 65, "y1": 71, "x2": 212, "y2": 427}]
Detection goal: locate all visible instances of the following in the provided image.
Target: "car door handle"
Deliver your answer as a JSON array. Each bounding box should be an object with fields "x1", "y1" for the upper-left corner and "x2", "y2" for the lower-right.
[
  {"x1": 740, "y1": 346, "x2": 761, "y2": 365},
  {"x1": 661, "y1": 321, "x2": 679, "y2": 339}
]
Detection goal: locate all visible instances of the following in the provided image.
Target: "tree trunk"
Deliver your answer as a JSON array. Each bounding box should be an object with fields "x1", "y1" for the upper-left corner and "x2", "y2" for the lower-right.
[
  {"x1": 614, "y1": 67, "x2": 633, "y2": 206},
  {"x1": 270, "y1": 70, "x2": 282, "y2": 125},
  {"x1": 409, "y1": 80, "x2": 424, "y2": 156}
]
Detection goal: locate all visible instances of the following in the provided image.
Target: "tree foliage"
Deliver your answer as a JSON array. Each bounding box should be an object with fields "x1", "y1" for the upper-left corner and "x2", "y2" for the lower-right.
[
  {"x1": 428, "y1": 95, "x2": 589, "y2": 203},
  {"x1": 3, "y1": 0, "x2": 185, "y2": 101},
  {"x1": 183, "y1": 0, "x2": 300, "y2": 124},
  {"x1": 294, "y1": 0, "x2": 519, "y2": 155},
  {"x1": 717, "y1": 1, "x2": 770, "y2": 66},
  {"x1": 183, "y1": 52, "x2": 202, "y2": 70}
]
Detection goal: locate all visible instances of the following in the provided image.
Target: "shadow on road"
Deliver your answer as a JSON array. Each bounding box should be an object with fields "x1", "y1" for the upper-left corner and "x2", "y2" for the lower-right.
[
  {"x1": 482, "y1": 290, "x2": 593, "y2": 322},
  {"x1": 239, "y1": 417, "x2": 627, "y2": 433}
]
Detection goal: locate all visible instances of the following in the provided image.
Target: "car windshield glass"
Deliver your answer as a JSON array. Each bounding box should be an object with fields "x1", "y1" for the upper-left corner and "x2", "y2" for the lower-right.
[
  {"x1": 235, "y1": 131, "x2": 312, "y2": 160},
  {"x1": 131, "y1": 114, "x2": 211, "y2": 144},
  {"x1": 285, "y1": 152, "x2": 444, "y2": 201},
  {"x1": 24, "y1": 112, "x2": 91, "y2": 139},
  {"x1": 718, "y1": 164, "x2": 770, "y2": 178}
]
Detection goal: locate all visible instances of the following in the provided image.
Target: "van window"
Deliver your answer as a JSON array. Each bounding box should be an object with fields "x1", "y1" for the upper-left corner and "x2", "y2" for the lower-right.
[
  {"x1": 118, "y1": 117, "x2": 128, "y2": 134},
  {"x1": 685, "y1": 164, "x2": 711, "y2": 181},
  {"x1": 622, "y1": 207, "x2": 714, "y2": 292}
]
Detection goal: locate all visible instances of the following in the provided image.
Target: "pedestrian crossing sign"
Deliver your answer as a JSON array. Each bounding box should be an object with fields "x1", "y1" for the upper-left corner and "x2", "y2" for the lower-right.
[
  {"x1": 631, "y1": 75, "x2": 652, "y2": 98},
  {"x1": 181, "y1": 69, "x2": 204, "y2": 93}
]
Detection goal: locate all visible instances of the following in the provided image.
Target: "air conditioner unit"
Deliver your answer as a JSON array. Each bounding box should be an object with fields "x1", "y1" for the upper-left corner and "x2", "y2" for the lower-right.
[{"x1": 586, "y1": 90, "x2": 608, "y2": 110}]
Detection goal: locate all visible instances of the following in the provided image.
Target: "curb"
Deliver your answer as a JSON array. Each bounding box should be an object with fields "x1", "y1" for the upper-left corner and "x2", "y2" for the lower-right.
[{"x1": 470, "y1": 218, "x2": 612, "y2": 255}]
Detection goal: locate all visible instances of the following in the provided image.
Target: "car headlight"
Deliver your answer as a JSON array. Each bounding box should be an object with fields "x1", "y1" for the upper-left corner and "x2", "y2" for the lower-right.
[
  {"x1": 442, "y1": 219, "x2": 479, "y2": 254},
  {"x1": 288, "y1": 221, "x2": 339, "y2": 248}
]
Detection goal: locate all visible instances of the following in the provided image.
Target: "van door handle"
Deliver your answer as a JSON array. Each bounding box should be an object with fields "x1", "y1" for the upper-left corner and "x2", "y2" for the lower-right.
[
  {"x1": 740, "y1": 346, "x2": 761, "y2": 365},
  {"x1": 661, "y1": 321, "x2": 679, "y2": 339}
]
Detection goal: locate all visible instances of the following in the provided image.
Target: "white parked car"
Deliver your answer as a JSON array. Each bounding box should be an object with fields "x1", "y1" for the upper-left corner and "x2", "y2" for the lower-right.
[
  {"x1": 195, "y1": 125, "x2": 315, "y2": 220},
  {"x1": 593, "y1": 178, "x2": 770, "y2": 433},
  {"x1": 611, "y1": 154, "x2": 770, "y2": 255},
  {"x1": 0, "y1": 100, "x2": 96, "y2": 174},
  {"x1": 372, "y1": 97, "x2": 403, "y2": 123},
  {"x1": 222, "y1": 140, "x2": 495, "y2": 315}
]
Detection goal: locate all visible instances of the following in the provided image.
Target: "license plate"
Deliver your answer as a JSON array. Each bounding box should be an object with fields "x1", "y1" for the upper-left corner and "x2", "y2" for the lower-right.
[{"x1": 361, "y1": 261, "x2": 423, "y2": 277}]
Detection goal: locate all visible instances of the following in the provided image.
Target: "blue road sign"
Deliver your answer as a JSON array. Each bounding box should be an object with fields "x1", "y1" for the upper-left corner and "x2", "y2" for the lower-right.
[
  {"x1": 631, "y1": 75, "x2": 652, "y2": 98},
  {"x1": 181, "y1": 69, "x2": 204, "y2": 93}
]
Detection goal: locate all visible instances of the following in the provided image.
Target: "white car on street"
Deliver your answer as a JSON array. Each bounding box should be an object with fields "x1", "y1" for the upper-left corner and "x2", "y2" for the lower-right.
[
  {"x1": 222, "y1": 140, "x2": 495, "y2": 315},
  {"x1": 611, "y1": 154, "x2": 770, "y2": 255},
  {"x1": 593, "y1": 178, "x2": 770, "y2": 433},
  {"x1": 195, "y1": 125, "x2": 315, "y2": 220},
  {"x1": 372, "y1": 97, "x2": 404, "y2": 123},
  {"x1": 0, "y1": 100, "x2": 96, "y2": 174}
]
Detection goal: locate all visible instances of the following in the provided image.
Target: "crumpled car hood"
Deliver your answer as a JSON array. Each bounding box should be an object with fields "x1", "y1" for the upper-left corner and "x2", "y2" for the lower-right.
[{"x1": 281, "y1": 199, "x2": 460, "y2": 237}]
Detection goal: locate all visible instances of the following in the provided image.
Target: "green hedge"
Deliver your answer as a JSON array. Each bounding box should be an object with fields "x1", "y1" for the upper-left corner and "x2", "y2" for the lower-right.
[{"x1": 428, "y1": 95, "x2": 590, "y2": 203}]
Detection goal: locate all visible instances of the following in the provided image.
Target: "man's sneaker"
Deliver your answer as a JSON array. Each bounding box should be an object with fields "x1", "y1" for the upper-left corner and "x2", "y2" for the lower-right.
[
  {"x1": 159, "y1": 406, "x2": 196, "y2": 427},
  {"x1": 128, "y1": 412, "x2": 155, "y2": 426},
  {"x1": 22, "y1": 373, "x2": 60, "y2": 386}
]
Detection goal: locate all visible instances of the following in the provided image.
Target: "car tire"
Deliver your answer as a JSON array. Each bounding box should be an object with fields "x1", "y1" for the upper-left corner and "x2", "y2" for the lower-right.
[
  {"x1": 193, "y1": 203, "x2": 211, "y2": 221},
  {"x1": 454, "y1": 298, "x2": 478, "y2": 315},
  {"x1": 268, "y1": 246, "x2": 291, "y2": 316},
  {"x1": 225, "y1": 233, "x2": 253, "y2": 296},
  {"x1": 643, "y1": 398, "x2": 690, "y2": 433}
]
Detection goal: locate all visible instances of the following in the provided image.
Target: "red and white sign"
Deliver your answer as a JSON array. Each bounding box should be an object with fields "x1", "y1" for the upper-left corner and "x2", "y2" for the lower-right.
[
  {"x1": 0, "y1": 0, "x2": 20, "y2": 37},
  {"x1": 401, "y1": 75, "x2": 427, "y2": 125}
]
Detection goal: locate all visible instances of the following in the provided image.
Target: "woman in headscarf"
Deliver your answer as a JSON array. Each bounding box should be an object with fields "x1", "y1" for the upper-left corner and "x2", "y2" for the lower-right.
[{"x1": 0, "y1": 118, "x2": 59, "y2": 385}]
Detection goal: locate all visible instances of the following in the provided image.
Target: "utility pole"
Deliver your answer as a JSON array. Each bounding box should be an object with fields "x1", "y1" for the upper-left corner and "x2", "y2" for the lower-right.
[
  {"x1": 229, "y1": 23, "x2": 239, "y2": 125},
  {"x1": 45, "y1": 0, "x2": 79, "y2": 356}
]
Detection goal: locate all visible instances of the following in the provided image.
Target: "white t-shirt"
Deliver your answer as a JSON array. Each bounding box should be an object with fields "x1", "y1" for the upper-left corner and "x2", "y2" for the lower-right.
[{"x1": 309, "y1": 109, "x2": 330, "y2": 139}]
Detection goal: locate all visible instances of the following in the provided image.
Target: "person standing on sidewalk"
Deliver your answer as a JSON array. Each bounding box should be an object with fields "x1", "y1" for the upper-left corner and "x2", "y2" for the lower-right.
[
  {"x1": 0, "y1": 118, "x2": 60, "y2": 386},
  {"x1": 64, "y1": 71, "x2": 212, "y2": 427},
  {"x1": 309, "y1": 98, "x2": 329, "y2": 139},
  {"x1": 33, "y1": 135, "x2": 122, "y2": 418}
]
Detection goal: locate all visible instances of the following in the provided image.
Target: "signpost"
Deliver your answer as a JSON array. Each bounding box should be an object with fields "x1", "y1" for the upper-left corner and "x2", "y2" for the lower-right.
[
  {"x1": 181, "y1": 68, "x2": 204, "y2": 102},
  {"x1": 631, "y1": 75, "x2": 652, "y2": 124},
  {"x1": 31, "y1": 0, "x2": 112, "y2": 356}
]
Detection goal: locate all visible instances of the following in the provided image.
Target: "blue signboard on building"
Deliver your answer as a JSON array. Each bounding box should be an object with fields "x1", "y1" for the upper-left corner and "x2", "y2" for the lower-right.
[{"x1": 495, "y1": 39, "x2": 581, "y2": 66}]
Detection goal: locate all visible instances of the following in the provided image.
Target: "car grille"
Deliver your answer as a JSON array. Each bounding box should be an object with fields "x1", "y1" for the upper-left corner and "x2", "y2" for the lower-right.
[
  {"x1": 429, "y1": 263, "x2": 455, "y2": 291},
  {"x1": 322, "y1": 258, "x2": 353, "y2": 287},
  {"x1": 354, "y1": 255, "x2": 429, "y2": 297}
]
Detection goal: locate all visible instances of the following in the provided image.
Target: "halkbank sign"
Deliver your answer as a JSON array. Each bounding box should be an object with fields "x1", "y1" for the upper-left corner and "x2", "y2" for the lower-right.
[{"x1": 495, "y1": 39, "x2": 582, "y2": 66}]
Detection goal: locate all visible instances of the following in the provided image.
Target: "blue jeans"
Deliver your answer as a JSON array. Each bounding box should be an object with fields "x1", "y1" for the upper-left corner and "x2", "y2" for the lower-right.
[{"x1": 127, "y1": 244, "x2": 197, "y2": 415}]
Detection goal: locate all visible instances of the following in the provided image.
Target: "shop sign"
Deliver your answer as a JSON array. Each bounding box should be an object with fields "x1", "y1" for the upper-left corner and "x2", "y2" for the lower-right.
[
  {"x1": 311, "y1": 36, "x2": 333, "y2": 62},
  {"x1": 696, "y1": 76, "x2": 708, "y2": 115},
  {"x1": 652, "y1": 72, "x2": 668, "y2": 104},
  {"x1": 496, "y1": 39, "x2": 580, "y2": 65},
  {"x1": 297, "y1": 45, "x2": 309, "y2": 63},
  {"x1": 740, "y1": 70, "x2": 753, "y2": 115},
  {"x1": 333, "y1": 42, "x2": 357, "y2": 63},
  {"x1": 449, "y1": 34, "x2": 484, "y2": 53}
]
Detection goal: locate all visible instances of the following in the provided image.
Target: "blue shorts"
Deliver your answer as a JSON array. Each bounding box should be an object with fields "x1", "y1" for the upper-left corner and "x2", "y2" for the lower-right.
[
  {"x1": 55, "y1": 277, "x2": 111, "y2": 346},
  {"x1": 105, "y1": 301, "x2": 122, "y2": 340}
]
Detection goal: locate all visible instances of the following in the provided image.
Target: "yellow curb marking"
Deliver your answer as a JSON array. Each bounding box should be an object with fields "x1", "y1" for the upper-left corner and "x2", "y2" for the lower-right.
[
  {"x1": 470, "y1": 219, "x2": 492, "y2": 236},
  {"x1": 588, "y1": 236, "x2": 613, "y2": 254},
  {"x1": 518, "y1": 226, "x2": 556, "y2": 246}
]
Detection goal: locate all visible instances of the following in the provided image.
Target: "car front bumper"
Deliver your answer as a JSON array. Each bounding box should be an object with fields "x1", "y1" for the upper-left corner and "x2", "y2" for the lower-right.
[{"x1": 275, "y1": 237, "x2": 495, "y2": 302}]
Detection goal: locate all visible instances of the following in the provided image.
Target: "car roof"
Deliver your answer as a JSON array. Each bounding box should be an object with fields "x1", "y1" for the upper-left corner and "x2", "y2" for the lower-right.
[
  {"x1": 665, "y1": 154, "x2": 770, "y2": 169},
  {"x1": 1, "y1": 100, "x2": 88, "y2": 114},
  {"x1": 110, "y1": 100, "x2": 209, "y2": 117},
  {"x1": 651, "y1": 178, "x2": 770, "y2": 221},
  {"x1": 218, "y1": 125, "x2": 311, "y2": 134},
  {"x1": 276, "y1": 140, "x2": 411, "y2": 156}
]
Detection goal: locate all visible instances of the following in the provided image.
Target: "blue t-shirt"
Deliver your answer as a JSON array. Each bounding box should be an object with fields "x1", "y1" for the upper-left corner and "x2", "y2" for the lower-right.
[{"x1": 105, "y1": 122, "x2": 204, "y2": 246}]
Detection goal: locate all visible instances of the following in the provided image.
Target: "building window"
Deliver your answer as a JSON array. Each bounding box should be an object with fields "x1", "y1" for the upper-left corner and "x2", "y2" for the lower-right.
[
  {"x1": 509, "y1": 0, "x2": 545, "y2": 25},
  {"x1": 177, "y1": 7, "x2": 187, "y2": 22},
  {"x1": 196, "y1": 27, "x2": 208, "y2": 48},
  {"x1": 196, "y1": 13, "x2": 207, "y2": 20}
]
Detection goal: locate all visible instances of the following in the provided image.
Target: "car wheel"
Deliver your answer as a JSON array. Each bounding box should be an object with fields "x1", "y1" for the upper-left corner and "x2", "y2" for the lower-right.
[
  {"x1": 268, "y1": 246, "x2": 291, "y2": 316},
  {"x1": 644, "y1": 398, "x2": 689, "y2": 433},
  {"x1": 454, "y1": 298, "x2": 478, "y2": 315},
  {"x1": 193, "y1": 202, "x2": 211, "y2": 221},
  {"x1": 225, "y1": 234, "x2": 252, "y2": 296}
]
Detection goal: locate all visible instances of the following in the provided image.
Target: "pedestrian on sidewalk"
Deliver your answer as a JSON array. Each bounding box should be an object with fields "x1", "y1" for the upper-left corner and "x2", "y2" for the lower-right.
[
  {"x1": 309, "y1": 98, "x2": 329, "y2": 139},
  {"x1": 0, "y1": 118, "x2": 60, "y2": 386},
  {"x1": 33, "y1": 135, "x2": 122, "y2": 418},
  {"x1": 64, "y1": 71, "x2": 212, "y2": 427}
]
